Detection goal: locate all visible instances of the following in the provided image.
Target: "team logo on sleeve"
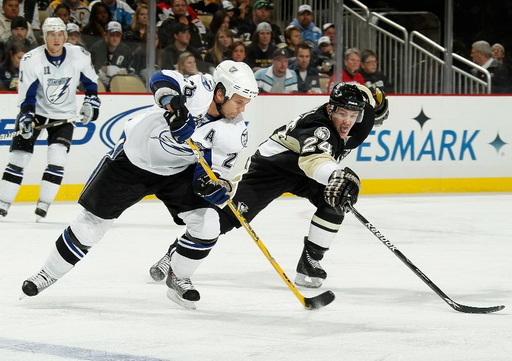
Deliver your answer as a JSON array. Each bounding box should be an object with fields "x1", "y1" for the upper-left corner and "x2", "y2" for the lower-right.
[
  {"x1": 241, "y1": 128, "x2": 248, "y2": 147},
  {"x1": 201, "y1": 75, "x2": 214, "y2": 92},
  {"x1": 314, "y1": 127, "x2": 330, "y2": 140},
  {"x1": 46, "y1": 77, "x2": 72, "y2": 104}
]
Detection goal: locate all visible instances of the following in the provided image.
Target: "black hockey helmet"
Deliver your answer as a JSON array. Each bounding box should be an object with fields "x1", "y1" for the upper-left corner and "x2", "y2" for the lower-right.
[{"x1": 329, "y1": 83, "x2": 366, "y2": 113}]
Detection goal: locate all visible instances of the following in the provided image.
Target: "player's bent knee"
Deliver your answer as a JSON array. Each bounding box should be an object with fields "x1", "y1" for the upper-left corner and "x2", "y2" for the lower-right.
[
  {"x1": 182, "y1": 207, "x2": 221, "y2": 240},
  {"x1": 70, "y1": 208, "x2": 115, "y2": 247}
]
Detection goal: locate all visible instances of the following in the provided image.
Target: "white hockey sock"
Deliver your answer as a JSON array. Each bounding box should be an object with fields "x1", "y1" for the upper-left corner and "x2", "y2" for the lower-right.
[{"x1": 41, "y1": 244, "x2": 74, "y2": 279}]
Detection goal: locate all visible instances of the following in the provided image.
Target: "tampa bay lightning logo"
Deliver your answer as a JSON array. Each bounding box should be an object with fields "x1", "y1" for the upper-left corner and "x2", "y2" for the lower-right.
[
  {"x1": 201, "y1": 75, "x2": 214, "y2": 92},
  {"x1": 155, "y1": 130, "x2": 192, "y2": 156},
  {"x1": 241, "y1": 128, "x2": 248, "y2": 147},
  {"x1": 46, "y1": 77, "x2": 72, "y2": 104}
]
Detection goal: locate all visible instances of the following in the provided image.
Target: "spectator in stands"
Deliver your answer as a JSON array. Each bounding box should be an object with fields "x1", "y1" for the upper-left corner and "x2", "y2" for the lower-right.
[
  {"x1": 246, "y1": 21, "x2": 277, "y2": 71},
  {"x1": 226, "y1": 39, "x2": 246, "y2": 63},
  {"x1": 82, "y1": 1, "x2": 112, "y2": 49},
  {"x1": 89, "y1": 0, "x2": 134, "y2": 31},
  {"x1": 132, "y1": 31, "x2": 159, "y2": 81},
  {"x1": 46, "y1": 0, "x2": 91, "y2": 29},
  {"x1": 359, "y1": 49, "x2": 393, "y2": 93},
  {"x1": 288, "y1": 4, "x2": 321, "y2": 46},
  {"x1": 289, "y1": 42, "x2": 321, "y2": 93},
  {"x1": 322, "y1": 23, "x2": 335, "y2": 44},
  {"x1": 282, "y1": 24, "x2": 301, "y2": 60},
  {"x1": 123, "y1": 3, "x2": 148, "y2": 46},
  {"x1": 157, "y1": 0, "x2": 204, "y2": 49},
  {"x1": 326, "y1": 47, "x2": 365, "y2": 92},
  {"x1": 159, "y1": 22, "x2": 206, "y2": 72},
  {"x1": 157, "y1": 0, "x2": 205, "y2": 37},
  {"x1": 0, "y1": 40, "x2": 27, "y2": 90},
  {"x1": 232, "y1": 0, "x2": 250, "y2": 28},
  {"x1": 66, "y1": 22, "x2": 86, "y2": 47},
  {"x1": 0, "y1": 15, "x2": 37, "y2": 61},
  {"x1": 491, "y1": 43, "x2": 505, "y2": 65},
  {"x1": 1, "y1": 0, "x2": 36, "y2": 43},
  {"x1": 204, "y1": 27, "x2": 233, "y2": 72},
  {"x1": 470, "y1": 40, "x2": 510, "y2": 93},
  {"x1": 176, "y1": 51, "x2": 199, "y2": 76},
  {"x1": 90, "y1": 21, "x2": 134, "y2": 90},
  {"x1": 53, "y1": 3, "x2": 81, "y2": 26},
  {"x1": 202, "y1": 10, "x2": 230, "y2": 48},
  {"x1": 254, "y1": 47, "x2": 298, "y2": 93},
  {"x1": 313, "y1": 35, "x2": 334, "y2": 77},
  {"x1": 236, "y1": 0, "x2": 282, "y2": 44}
]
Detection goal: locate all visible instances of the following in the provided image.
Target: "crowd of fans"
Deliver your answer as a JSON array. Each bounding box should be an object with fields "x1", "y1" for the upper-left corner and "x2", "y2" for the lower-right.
[{"x1": 0, "y1": 0, "x2": 509, "y2": 93}]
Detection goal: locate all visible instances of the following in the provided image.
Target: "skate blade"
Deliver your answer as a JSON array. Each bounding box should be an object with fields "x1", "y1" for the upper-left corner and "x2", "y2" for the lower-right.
[
  {"x1": 166, "y1": 289, "x2": 197, "y2": 310},
  {"x1": 294, "y1": 273, "x2": 323, "y2": 288},
  {"x1": 19, "y1": 293, "x2": 28, "y2": 300}
]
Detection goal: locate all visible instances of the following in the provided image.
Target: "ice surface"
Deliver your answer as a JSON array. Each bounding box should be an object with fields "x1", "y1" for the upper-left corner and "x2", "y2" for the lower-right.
[{"x1": 0, "y1": 194, "x2": 511, "y2": 361}]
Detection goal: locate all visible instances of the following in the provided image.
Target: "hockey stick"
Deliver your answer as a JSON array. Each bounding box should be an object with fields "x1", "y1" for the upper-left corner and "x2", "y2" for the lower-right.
[
  {"x1": 0, "y1": 116, "x2": 84, "y2": 140},
  {"x1": 186, "y1": 139, "x2": 335, "y2": 310},
  {"x1": 347, "y1": 203, "x2": 505, "y2": 314}
]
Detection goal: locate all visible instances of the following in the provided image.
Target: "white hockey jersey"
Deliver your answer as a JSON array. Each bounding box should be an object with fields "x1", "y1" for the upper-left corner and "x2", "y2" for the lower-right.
[
  {"x1": 18, "y1": 43, "x2": 98, "y2": 119},
  {"x1": 123, "y1": 71, "x2": 248, "y2": 177}
]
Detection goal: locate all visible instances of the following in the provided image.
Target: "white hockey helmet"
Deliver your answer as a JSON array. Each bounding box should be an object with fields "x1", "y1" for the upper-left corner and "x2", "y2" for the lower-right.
[
  {"x1": 42, "y1": 17, "x2": 68, "y2": 41},
  {"x1": 213, "y1": 60, "x2": 259, "y2": 99}
]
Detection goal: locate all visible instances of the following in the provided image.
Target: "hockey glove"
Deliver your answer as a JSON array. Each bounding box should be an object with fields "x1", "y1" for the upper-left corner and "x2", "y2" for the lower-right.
[
  {"x1": 164, "y1": 96, "x2": 195, "y2": 143},
  {"x1": 80, "y1": 95, "x2": 101, "y2": 125},
  {"x1": 193, "y1": 172, "x2": 233, "y2": 205},
  {"x1": 324, "y1": 167, "x2": 361, "y2": 213},
  {"x1": 17, "y1": 112, "x2": 35, "y2": 139},
  {"x1": 371, "y1": 87, "x2": 389, "y2": 127}
]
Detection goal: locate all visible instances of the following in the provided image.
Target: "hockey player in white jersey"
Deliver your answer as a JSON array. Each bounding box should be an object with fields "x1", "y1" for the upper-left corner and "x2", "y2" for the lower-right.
[
  {"x1": 0, "y1": 17, "x2": 100, "y2": 220},
  {"x1": 20, "y1": 60, "x2": 259, "y2": 309}
]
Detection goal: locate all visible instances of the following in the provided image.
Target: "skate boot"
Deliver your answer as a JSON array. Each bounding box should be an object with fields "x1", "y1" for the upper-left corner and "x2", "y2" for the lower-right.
[
  {"x1": 35, "y1": 201, "x2": 50, "y2": 222},
  {"x1": 149, "y1": 242, "x2": 177, "y2": 282},
  {"x1": 21, "y1": 269, "x2": 57, "y2": 298},
  {"x1": 0, "y1": 200, "x2": 10, "y2": 217},
  {"x1": 294, "y1": 238, "x2": 328, "y2": 288},
  {"x1": 166, "y1": 266, "x2": 200, "y2": 310}
]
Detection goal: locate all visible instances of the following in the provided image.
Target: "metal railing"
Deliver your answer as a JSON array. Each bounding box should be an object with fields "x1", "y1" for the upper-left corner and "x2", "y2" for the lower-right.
[{"x1": 276, "y1": 0, "x2": 491, "y2": 94}]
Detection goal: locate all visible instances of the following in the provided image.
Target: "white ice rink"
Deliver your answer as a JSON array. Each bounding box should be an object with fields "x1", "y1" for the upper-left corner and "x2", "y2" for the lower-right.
[{"x1": 0, "y1": 193, "x2": 511, "y2": 361}]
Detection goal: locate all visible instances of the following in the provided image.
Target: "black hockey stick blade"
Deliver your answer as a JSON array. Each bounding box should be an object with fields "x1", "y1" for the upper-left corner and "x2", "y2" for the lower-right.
[
  {"x1": 445, "y1": 301, "x2": 504, "y2": 314},
  {"x1": 348, "y1": 204, "x2": 505, "y2": 314},
  {"x1": 304, "y1": 290, "x2": 336, "y2": 310}
]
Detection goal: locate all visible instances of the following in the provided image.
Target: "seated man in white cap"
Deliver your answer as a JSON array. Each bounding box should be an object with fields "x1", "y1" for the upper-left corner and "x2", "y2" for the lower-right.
[{"x1": 246, "y1": 21, "x2": 278, "y2": 71}]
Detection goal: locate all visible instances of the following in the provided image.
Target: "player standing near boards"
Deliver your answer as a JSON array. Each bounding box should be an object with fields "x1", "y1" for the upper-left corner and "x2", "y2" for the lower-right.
[{"x1": 0, "y1": 17, "x2": 100, "y2": 221}]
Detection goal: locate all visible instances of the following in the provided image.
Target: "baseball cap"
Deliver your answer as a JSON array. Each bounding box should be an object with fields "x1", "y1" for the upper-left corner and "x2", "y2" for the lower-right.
[
  {"x1": 253, "y1": 0, "x2": 272, "y2": 9},
  {"x1": 107, "y1": 21, "x2": 122, "y2": 33},
  {"x1": 318, "y1": 36, "x2": 331, "y2": 46},
  {"x1": 66, "y1": 23, "x2": 80, "y2": 34},
  {"x1": 222, "y1": 1, "x2": 234, "y2": 10},
  {"x1": 298, "y1": 4, "x2": 312, "y2": 14},
  {"x1": 11, "y1": 16, "x2": 28, "y2": 30},
  {"x1": 255, "y1": 22, "x2": 272, "y2": 33},
  {"x1": 273, "y1": 47, "x2": 288, "y2": 59},
  {"x1": 322, "y1": 23, "x2": 335, "y2": 31}
]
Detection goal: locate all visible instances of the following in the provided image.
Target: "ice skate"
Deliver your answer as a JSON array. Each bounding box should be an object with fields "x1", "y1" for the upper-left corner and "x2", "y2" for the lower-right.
[
  {"x1": 0, "y1": 200, "x2": 10, "y2": 217},
  {"x1": 21, "y1": 269, "x2": 57, "y2": 298},
  {"x1": 166, "y1": 266, "x2": 200, "y2": 310},
  {"x1": 35, "y1": 201, "x2": 50, "y2": 222},
  {"x1": 294, "y1": 247, "x2": 327, "y2": 288},
  {"x1": 149, "y1": 242, "x2": 176, "y2": 282}
]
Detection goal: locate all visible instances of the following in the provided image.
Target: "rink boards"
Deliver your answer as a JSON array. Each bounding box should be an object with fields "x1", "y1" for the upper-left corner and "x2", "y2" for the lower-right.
[{"x1": 0, "y1": 93, "x2": 510, "y2": 201}]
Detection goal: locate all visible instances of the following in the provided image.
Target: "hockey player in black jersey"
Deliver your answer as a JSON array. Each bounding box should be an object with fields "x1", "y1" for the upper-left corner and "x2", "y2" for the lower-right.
[{"x1": 217, "y1": 83, "x2": 389, "y2": 288}]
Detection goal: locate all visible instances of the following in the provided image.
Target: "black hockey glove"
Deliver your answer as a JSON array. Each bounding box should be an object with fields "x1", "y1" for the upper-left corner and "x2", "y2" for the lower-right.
[
  {"x1": 193, "y1": 172, "x2": 233, "y2": 205},
  {"x1": 80, "y1": 95, "x2": 101, "y2": 124},
  {"x1": 16, "y1": 112, "x2": 35, "y2": 139},
  {"x1": 324, "y1": 167, "x2": 360, "y2": 214},
  {"x1": 164, "y1": 96, "x2": 195, "y2": 143}
]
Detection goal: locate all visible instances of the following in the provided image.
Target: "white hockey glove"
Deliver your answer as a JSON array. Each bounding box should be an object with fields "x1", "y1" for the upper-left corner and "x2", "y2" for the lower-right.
[
  {"x1": 163, "y1": 96, "x2": 195, "y2": 143},
  {"x1": 80, "y1": 95, "x2": 101, "y2": 125},
  {"x1": 324, "y1": 167, "x2": 360, "y2": 214},
  {"x1": 17, "y1": 112, "x2": 35, "y2": 139},
  {"x1": 193, "y1": 172, "x2": 233, "y2": 205}
]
